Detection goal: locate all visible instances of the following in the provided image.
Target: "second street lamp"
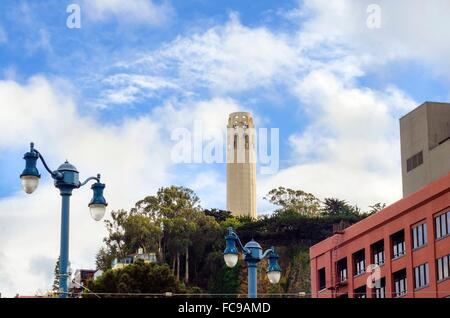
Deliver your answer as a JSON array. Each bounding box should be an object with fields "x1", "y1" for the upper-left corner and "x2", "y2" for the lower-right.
[
  {"x1": 20, "y1": 142, "x2": 108, "y2": 298},
  {"x1": 224, "y1": 227, "x2": 281, "y2": 298}
]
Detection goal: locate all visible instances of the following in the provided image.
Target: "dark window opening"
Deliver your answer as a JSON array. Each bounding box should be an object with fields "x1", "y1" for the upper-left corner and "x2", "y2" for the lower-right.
[
  {"x1": 318, "y1": 268, "x2": 326, "y2": 291},
  {"x1": 337, "y1": 258, "x2": 348, "y2": 283},
  {"x1": 406, "y1": 151, "x2": 423, "y2": 172},
  {"x1": 391, "y1": 230, "x2": 406, "y2": 259},
  {"x1": 371, "y1": 240, "x2": 385, "y2": 266},
  {"x1": 354, "y1": 286, "x2": 366, "y2": 298},
  {"x1": 412, "y1": 222, "x2": 427, "y2": 249},
  {"x1": 393, "y1": 269, "x2": 407, "y2": 297},
  {"x1": 437, "y1": 254, "x2": 450, "y2": 281},
  {"x1": 414, "y1": 263, "x2": 429, "y2": 289},
  {"x1": 435, "y1": 211, "x2": 450, "y2": 239},
  {"x1": 353, "y1": 249, "x2": 366, "y2": 276},
  {"x1": 374, "y1": 277, "x2": 386, "y2": 298}
]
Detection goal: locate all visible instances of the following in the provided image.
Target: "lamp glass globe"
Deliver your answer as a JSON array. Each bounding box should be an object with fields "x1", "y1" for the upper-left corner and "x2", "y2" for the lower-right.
[
  {"x1": 21, "y1": 175, "x2": 39, "y2": 194},
  {"x1": 89, "y1": 204, "x2": 106, "y2": 221},
  {"x1": 267, "y1": 271, "x2": 281, "y2": 284},
  {"x1": 224, "y1": 253, "x2": 238, "y2": 268}
]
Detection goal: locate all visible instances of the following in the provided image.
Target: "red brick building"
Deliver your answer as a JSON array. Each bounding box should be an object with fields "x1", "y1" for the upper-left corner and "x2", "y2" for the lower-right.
[{"x1": 310, "y1": 173, "x2": 450, "y2": 298}]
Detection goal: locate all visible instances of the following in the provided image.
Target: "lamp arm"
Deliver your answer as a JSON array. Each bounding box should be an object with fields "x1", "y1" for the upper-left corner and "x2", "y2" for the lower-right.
[
  {"x1": 33, "y1": 149, "x2": 62, "y2": 179},
  {"x1": 233, "y1": 233, "x2": 250, "y2": 255},
  {"x1": 79, "y1": 174, "x2": 101, "y2": 188},
  {"x1": 262, "y1": 247, "x2": 275, "y2": 260}
]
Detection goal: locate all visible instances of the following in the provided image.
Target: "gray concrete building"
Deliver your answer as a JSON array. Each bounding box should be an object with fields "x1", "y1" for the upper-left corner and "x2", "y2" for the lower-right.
[{"x1": 400, "y1": 101, "x2": 450, "y2": 196}]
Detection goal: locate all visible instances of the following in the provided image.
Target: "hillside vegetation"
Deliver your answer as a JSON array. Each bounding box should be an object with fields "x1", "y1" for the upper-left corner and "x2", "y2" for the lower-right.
[{"x1": 87, "y1": 186, "x2": 380, "y2": 297}]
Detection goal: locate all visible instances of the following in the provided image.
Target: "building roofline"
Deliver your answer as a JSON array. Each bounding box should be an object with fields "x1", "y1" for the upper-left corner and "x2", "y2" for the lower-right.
[
  {"x1": 399, "y1": 101, "x2": 450, "y2": 120},
  {"x1": 310, "y1": 171, "x2": 450, "y2": 259}
]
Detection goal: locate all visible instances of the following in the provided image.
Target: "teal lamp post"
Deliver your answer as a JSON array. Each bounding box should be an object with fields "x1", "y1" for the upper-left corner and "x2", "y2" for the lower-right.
[
  {"x1": 223, "y1": 227, "x2": 281, "y2": 298},
  {"x1": 20, "y1": 142, "x2": 108, "y2": 298}
]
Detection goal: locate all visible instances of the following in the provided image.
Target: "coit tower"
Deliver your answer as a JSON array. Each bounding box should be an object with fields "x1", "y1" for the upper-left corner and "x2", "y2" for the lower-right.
[{"x1": 226, "y1": 112, "x2": 257, "y2": 218}]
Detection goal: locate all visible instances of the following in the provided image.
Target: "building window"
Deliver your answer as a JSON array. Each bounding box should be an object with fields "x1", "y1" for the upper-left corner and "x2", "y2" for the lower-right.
[
  {"x1": 391, "y1": 230, "x2": 406, "y2": 259},
  {"x1": 406, "y1": 151, "x2": 423, "y2": 172},
  {"x1": 336, "y1": 258, "x2": 348, "y2": 283},
  {"x1": 371, "y1": 240, "x2": 385, "y2": 266},
  {"x1": 318, "y1": 268, "x2": 326, "y2": 291},
  {"x1": 435, "y1": 211, "x2": 450, "y2": 239},
  {"x1": 374, "y1": 278, "x2": 386, "y2": 298},
  {"x1": 437, "y1": 254, "x2": 450, "y2": 281},
  {"x1": 414, "y1": 263, "x2": 429, "y2": 289},
  {"x1": 393, "y1": 269, "x2": 407, "y2": 297},
  {"x1": 412, "y1": 222, "x2": 427, "y2": 249},
  {"x1": 353, "y1": 249, "x2": 365, "y2": 276},
  {"x1": 354, "y1": 286, "x2": 366, "y2": 298}
]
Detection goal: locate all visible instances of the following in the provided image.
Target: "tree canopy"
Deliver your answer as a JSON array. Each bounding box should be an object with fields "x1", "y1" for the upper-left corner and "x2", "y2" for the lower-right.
[
  {"x1": 92, "y1": 185, "x2": 377, "y2": 297},
  {"x1": 87, "y1": 261, "x2": 180, "y2": 296},
  {"x1": 321, "y1": 198, "x2": 361, "y2": 216},
  {"x1": 264, "y1": 187, "x2": 322, "y2": 216}
]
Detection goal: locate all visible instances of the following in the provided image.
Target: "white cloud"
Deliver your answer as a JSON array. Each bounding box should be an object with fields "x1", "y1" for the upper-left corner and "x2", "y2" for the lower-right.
[
  {"x1": 0, "y1": 77, "x2": 244, "y2": 296},
  {"x1": 0, "y1": 77, "x2": 173, "y2": 296},
  {"x1": 107, "y1": 13, "x2": 303, "y2": 100},
  {"x1": 298, "y1": 0, "x2": 450, "y2": 76},
  {"x1": 97, "y1": 74, "x2": 178, "y2": 107},
  {"x1": 259, "y1": 69, "x2": 417, "y2": 210},
  {"x1": 153, "y1": 97, "x2": 242, "y2": 139},
  {"x1": 189, "y1": 170, "x2": 226, "y2": 209},
  {"x1": 159, "y1": 12, "x2": 300, "y2": 93},
  {"x1": 82, "y1": 0, "x2": 174, "y2": 26}
]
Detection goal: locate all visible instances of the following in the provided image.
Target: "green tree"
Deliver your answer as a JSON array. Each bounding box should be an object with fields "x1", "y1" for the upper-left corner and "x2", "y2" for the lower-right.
[
  {"x1": 87, "y1": 261, "x2": 180, "y2": 297},
  {"x1": 264, "y1": 187, "x2": 321, "y2": 216},
  {"x1": 134, "y1": 186, "x2": 200, "y2": 220},
  {"x1": 368, "y1": 202, "x2": 386, "y2": 215},
  {"x1": 322, "y1": 198, "x2": 349, "y2": 215},
  {"x1": 103, "y1": 209, "x2": 129, "y2": 258},
  {"x1": 203, "y1": 209, "x2": 232, "y2": 222},
  {"x1": 219, "y1": 216, "x2": 242, "y2": 231},
  {"x1": 322, "y1": 198, "x2": 361, "y2": 216},
  {"x1": 97, "y1": 186, "x2": 220, "y2": 287},
  {"x1": 95, "y1": 247, "x2": 116, "y2": 272},
  {"x1": 123, "y1": 213, "x2": 162, "y2": 255},
  {"x1": 52, "y1": 256, "x2": 60, "y2": 293},
  {"x1": 94, "y1": 185, "x2": 371, "y2": 297},
  {"x1": 189, "y1": 212, "x2": 221, "y2": 285},
  {"x1": 164, "y1": 214, "x2": 195, "y2": 282},
  {"x1": 207, "y1": 254, "x2": 242, "y2": 297}
]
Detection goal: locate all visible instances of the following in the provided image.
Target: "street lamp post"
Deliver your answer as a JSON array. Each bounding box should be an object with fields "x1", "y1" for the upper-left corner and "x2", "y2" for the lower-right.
[
  {"x1": 20, "y1": 142, "x2": 108, "y2": 298},
  {"x1": 223, "y1": 227, "x2": 281, "y2": 298}
]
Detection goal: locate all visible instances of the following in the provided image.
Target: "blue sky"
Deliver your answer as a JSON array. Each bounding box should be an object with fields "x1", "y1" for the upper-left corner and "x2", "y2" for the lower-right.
[
  {"x1": 1, "y1": 0, "x2": 450, "y2": 296},
  {"x1": 0, "y1": 0, "x2": 312, "y2": 201}
]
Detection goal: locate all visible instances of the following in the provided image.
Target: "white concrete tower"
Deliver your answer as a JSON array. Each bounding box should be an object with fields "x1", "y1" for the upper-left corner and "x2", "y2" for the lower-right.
[{"x1": 226, "y1": 112, "x2": 257, "y2": 218}]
